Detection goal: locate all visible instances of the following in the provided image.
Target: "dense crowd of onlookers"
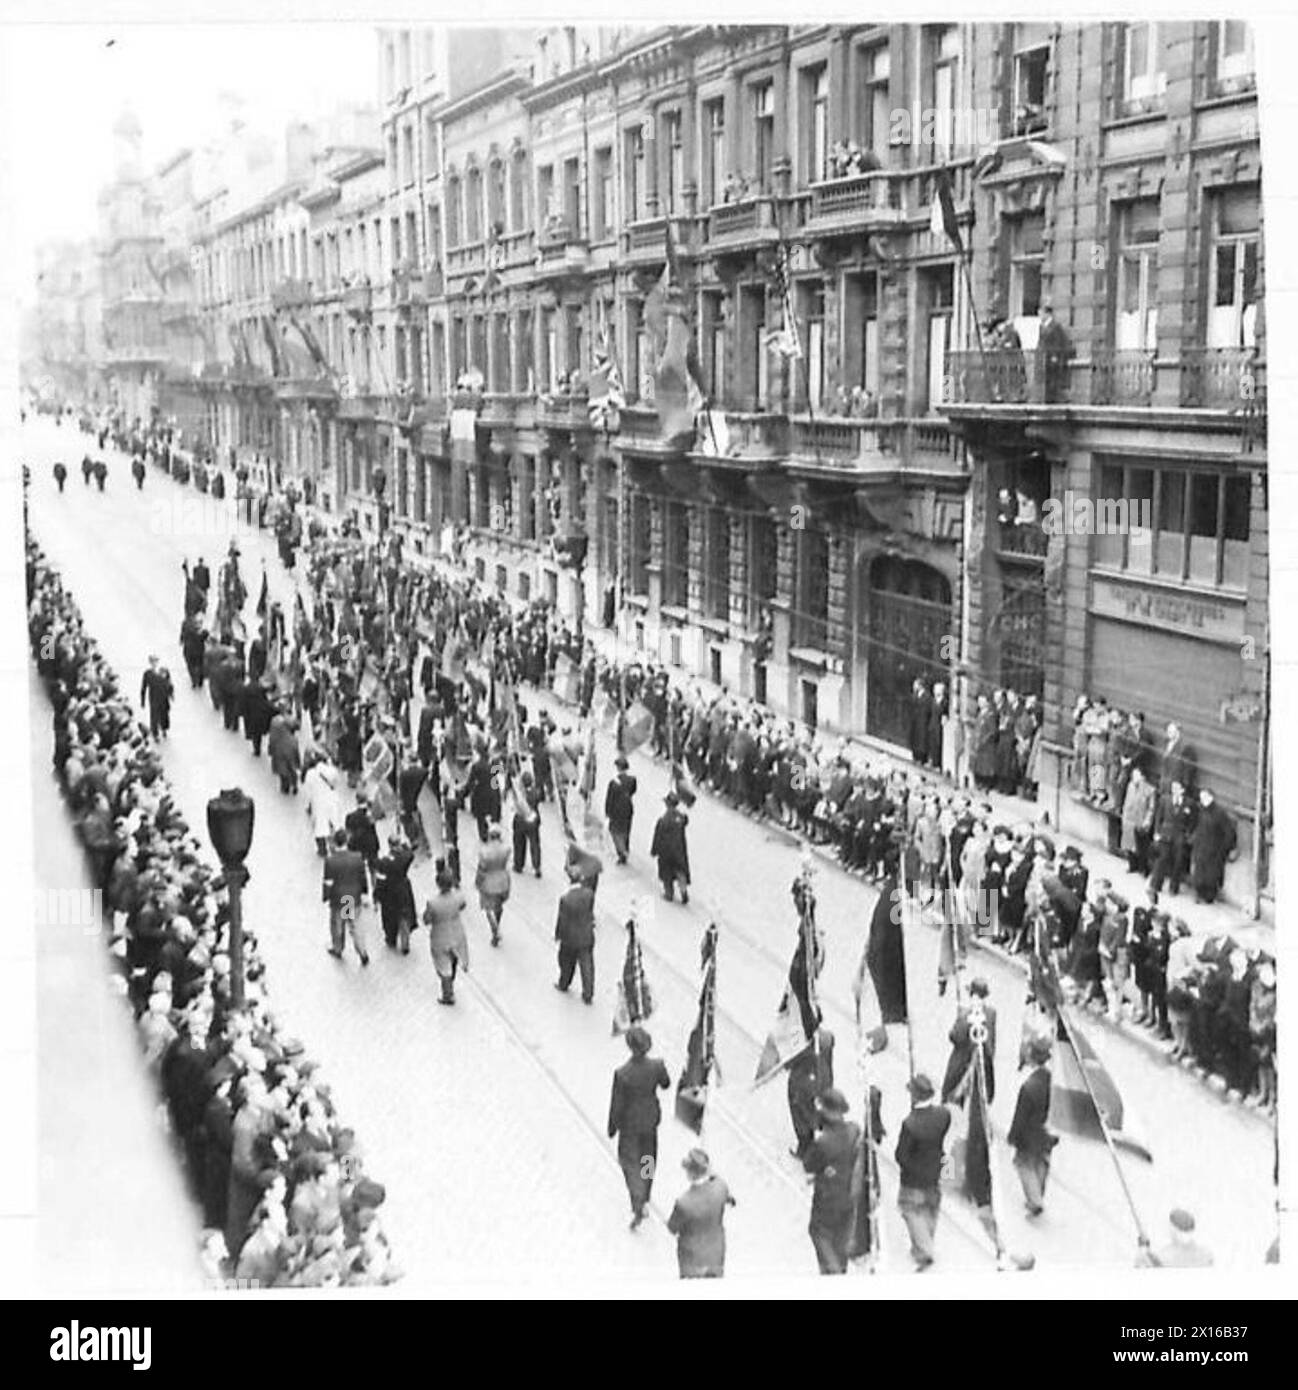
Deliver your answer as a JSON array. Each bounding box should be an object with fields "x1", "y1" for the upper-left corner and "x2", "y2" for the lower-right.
[{"x1": 26, "y1": 530, "x2": 399, "y2": 1286}]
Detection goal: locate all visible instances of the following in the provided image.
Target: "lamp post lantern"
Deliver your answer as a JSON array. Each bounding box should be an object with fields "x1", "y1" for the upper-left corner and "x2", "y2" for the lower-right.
[{"x1": 207, "y1": 787, "x2": 255, "y2": 1011}]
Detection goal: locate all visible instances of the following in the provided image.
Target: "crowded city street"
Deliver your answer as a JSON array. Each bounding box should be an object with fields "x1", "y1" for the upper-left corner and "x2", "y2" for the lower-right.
[{"x1": 23, "y1": 409, "x2": 1277, "y2": 1282}]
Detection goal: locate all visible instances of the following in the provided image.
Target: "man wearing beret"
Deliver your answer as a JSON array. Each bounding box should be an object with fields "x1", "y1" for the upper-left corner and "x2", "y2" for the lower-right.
[
  {"x1": 1007, "y1": 1036, "x2": 1057, "y2": 1216},
  {"x1": 801, "y1": 1087, "x2": 861, "y2": 1274},
  {"x1": 607, "y1": 1026, "x2": 671, "y2": 1230},
  {"x1": 895, "y1": 1073, "x2": 951, "y2": 1270},
  {"x1": 667, "y1": 1149, "x2": 735, "y2": 1278}
]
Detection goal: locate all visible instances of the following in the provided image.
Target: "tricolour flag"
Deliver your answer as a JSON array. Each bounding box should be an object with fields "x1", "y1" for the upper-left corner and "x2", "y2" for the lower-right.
[
  {"x1": 1049, "y1": 1008, "x2": 1153, "y2": 1163},
  {"x1": 851, "y1": 873, "x2": 909, "y2": 1053},
  {"x1": 930, "y1": 167, "x2": 965, "y2": 256},
  {"x1": 613, "y1": 916, "x2": 655, "y2": 1037},
  {"x1": 755, "y1": 885, "x2": 822, "y2": 1086},
  {"x1": 677, "y1": 922, "x2": 718, "y2": 1131}
]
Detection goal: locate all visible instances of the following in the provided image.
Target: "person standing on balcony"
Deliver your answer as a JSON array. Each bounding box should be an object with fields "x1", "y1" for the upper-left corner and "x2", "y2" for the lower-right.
[{"x1": 1038, "y1": 305, "x2": 1073, "y2": 403}]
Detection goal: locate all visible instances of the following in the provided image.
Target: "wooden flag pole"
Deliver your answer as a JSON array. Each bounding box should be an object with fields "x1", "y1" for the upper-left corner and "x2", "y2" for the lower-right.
[{"x1": 898, "y1": 851, "x2": 918, "y2": 1084}]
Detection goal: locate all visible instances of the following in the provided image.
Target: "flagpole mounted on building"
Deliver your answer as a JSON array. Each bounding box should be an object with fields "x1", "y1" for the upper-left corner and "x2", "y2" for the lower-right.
[{"x1": 931, "y1": 166, "x2": 989, "y2": 380}]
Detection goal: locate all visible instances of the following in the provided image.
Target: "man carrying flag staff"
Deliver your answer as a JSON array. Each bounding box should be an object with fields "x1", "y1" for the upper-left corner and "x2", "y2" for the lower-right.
[
  {"x1": 801, "y1": 1088, "x2": 860, "y2": 1275},
  {"x1": 895, "y1": 1073, "x2": 950, "y2": 1271}
]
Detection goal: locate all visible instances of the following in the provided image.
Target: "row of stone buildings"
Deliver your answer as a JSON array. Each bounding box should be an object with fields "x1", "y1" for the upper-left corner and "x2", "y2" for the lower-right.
[{"x1": 31, "y1": 21, "x2": 1269, "y2": 900}]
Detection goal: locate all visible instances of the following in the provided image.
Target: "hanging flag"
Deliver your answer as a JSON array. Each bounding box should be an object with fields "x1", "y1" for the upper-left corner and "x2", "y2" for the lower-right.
[
  {"x1": 613, "y1": 915, "x2": 655, "y2": 1036},
  {"x1": 587, "y1": 329, "x2": 626, "y2": 431},
  {"x1": 677, "y1": 922, "x2": 718, "y2": 1130},
  {"x1": 669, "y1": 760, "x2": 697, "y2": 808},
  {"x1": 578, "y1": 721, "x2": 598, "y2": 804},
  {"x1": 291, "y1": 315, "x2": 333, "y2": 378},
  {"x1": 643, "y1": 263, "x2": 671, "y2": 351},
  {"x1": 654, "y1": 310, "x2": 706, "y2": 446},
  {"x1": 755, "y1": 883, "x2": 822, "y2": 1086},
  {"x1": 1049, "y1": 1009, "x2": 1153, "y2": 1162},
  {"x1": 261, "y1": 315, "x2": 286, "y2": 377},
  {"x1": 256, "y1": 568, "x2": 269, "y2": 619},
  {"x1": 696, "y1": 408, "x2": 732, "y2": 458},
  {"x1": 851, "y1": 872, "x2": 909, "y2": 1053},
  {"x1": 930, "y1": 167, "x2": 965, "y2": 256},
  {"x1": 618, "y1": 700, "x2": 654, "y2": 755},
  {"x1": 590, "y1": 687, "x2": 618, "y2": 735}
]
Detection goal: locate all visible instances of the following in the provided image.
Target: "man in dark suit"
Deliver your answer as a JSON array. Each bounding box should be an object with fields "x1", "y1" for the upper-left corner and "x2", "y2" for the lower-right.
[
  {"x1": 345, "y1": 792, "x2": 381, "y2": 875},
  {"x1": 895, "y1": 1073, "x2": 951, "y2": 1269},
  {"x1": 139, "y1": 655, "x2": 174, "y2": 738},
  {"x1": 650, "y1": 792, "x2": 691, "y2": 902},
  {"x1": 667, "y1": 1148, "x2": 735, "y2": 1278},
  {"x1": 787, "y1": 1026, "x2": 835, "y2": 1159},
  {"x1": 511, "y1": 769, "x2": 543, "y2": 876},
  {"x1": 554, "y1": 877, "x2": 597, "y2": 1003},
  {"x1": 607, "y1": 1026, "x2": 671, "y2": 1229},
  {"x1": 802, "y1": 1087, "x2": 861, "y2": 1274},
  {"x1": 604, "y1": 756, "x2": 638, "y2": 865},
  {"x1": 940, "y1": 978, "x2": 997, "y2": 1105},
  {"x1": 1008, "y1": 1036, "x2": 1056, "y2": 1216},
  {"x1": 322, "y1": 828, "x2": 370, "y2": 965}
]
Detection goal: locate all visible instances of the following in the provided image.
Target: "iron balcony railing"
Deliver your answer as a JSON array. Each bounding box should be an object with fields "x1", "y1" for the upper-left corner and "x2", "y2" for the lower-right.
[
  {"x1": 1179, "y1": 348, "x2": 1265, "y2": 411},
  {"x1": 944, "y1": 348, "x2": 1074, "y2": 405}
]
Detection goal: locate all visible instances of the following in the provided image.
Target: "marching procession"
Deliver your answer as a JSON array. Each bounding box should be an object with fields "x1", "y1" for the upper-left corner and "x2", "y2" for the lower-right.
[{"x1": 22, "y1": 401, "x2": 1280, "y2": 1283}]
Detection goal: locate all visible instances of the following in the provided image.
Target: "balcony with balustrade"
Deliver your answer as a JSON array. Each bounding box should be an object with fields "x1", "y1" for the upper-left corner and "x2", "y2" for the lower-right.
[
  {"x1": 944, "y1": 348, "x2": 1076, "y2": 408},
  {"x1": 391, "y1": 263, "x2": 429, "y2": 310},
  {"x1": 1179, "y1": 347, "x2": 1265, "y2": 413},
  {"x1": 538, "y1": 391, "x2": 591, "y2": 433},
  {"x1": 446, "y1": 241, "x2": 486, "y2": 279},
  {"x1": 1087, "y1": 349, "x2": 1156, "y2": 406},
  {"x1": 341, "y1": 281, "x2": 372, "y2": 318},
  {"x1": 478, "y1": 393, "x2": 538, "y2": 431},
  {"x1": 802, "y1": 170, "x2": 908, "y2": 235},
  {"x1": 787, "y1": 416, "x2": 965, "y2": 477},
  {"x1": 703, "y1": 196, "x2": 780, "y2": 251},
  {"x1": 537, "y1": 218, "x2": 590, "y2": 276},
  {"x1": 270, "y1": 278, "x2": 313, "y2": 312},
  {"x1": 620, "y1": 214, "x2": 696, "y2": 265}
]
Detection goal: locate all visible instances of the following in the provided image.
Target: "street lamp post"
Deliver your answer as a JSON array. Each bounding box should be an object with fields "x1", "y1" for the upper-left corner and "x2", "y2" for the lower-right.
[{"x1": 207, "y1": 787, "x2": 256, "y2": 1011}]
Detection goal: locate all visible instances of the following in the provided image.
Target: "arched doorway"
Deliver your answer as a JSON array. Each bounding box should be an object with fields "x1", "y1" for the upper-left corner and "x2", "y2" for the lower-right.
[{"x1": 863, "y1": 554, "x2": 953, "y2": 746}]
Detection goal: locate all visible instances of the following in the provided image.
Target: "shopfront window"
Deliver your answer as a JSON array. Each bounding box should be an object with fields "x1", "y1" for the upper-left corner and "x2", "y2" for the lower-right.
[{"x1": 1093, "y1": 460, "x2": 1250, "y2": 589}]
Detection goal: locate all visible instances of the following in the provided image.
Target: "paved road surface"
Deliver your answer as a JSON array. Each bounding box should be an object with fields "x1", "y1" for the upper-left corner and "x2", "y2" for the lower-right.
[{"x1": 25, "y1": 420, "x2": 1279, "y2": 1280}]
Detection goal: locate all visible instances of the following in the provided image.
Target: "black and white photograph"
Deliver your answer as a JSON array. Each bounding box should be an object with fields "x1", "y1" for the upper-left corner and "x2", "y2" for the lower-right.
[{"x1": 1, "y1": 2, "x2": 1291, "y2": 1326}]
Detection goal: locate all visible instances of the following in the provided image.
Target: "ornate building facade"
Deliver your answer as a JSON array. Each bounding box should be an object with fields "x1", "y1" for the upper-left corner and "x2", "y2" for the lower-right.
[{"x1": 92, "y1": 22, "x2": 1266, "y2": 896}]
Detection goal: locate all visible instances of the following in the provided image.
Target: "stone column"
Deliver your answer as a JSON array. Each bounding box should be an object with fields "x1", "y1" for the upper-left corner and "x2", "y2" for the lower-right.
[
  {"x1": 647, "y1": 494, "x2": 665, "y2": 620},
  {"x1": 727, "y1": 513, "x2": 750, "y2": 630},
  {"x1": 826, "y1": 528, "x2": 850, "y2": 660},
  {"x1": 686, "y1": 501, "x2": 705, "y2": 618}
]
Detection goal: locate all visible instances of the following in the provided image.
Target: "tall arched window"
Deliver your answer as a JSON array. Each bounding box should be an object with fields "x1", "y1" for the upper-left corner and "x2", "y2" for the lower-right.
[
  {"x1": 510, "y1": 151, "x2": 528, "y2": 233},
  {"x1": 487, "y1": 160, "x2": 506, "y2": 238},
  {"x1": 445, "y1": 173, "x2": 462, "y2": 249},
  {"x1": 465, "y1": 166, "x2": 483, "y2": 243}
]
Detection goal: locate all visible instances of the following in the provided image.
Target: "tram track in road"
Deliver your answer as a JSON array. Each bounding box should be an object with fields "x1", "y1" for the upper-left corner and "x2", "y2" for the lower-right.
[
  {"x1": 39, "y1": 443, "x2": 1125, "y2": 1269},
  {"x1": 30, "y1": 468, "x2": 816, "y2": 1266}
]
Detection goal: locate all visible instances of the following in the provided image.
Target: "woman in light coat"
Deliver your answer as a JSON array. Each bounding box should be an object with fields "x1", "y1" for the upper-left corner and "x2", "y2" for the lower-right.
[
  {"x1": 1120, "y1": 767, "x2": 1156, "y2": 874},
  {"x1": 302, "y1": 756, "x2": 342, "y2": 857},
  {"x1": 424, "y1": 861, "x2": 469, "y2": 1005},
  {"x1": 474, "y1": 825, "x2": 512, "y2": 946}
]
